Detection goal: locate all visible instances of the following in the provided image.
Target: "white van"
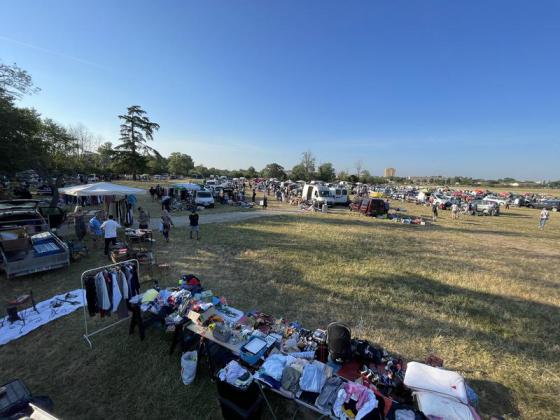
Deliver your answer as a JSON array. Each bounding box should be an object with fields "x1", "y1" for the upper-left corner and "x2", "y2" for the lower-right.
[
  {"x1": 194, "y1": 190, "x2": 215, "y2": 208},
  {"x1": 205, "y1": 179, "x2": 217, "y2": 188},
  {"x1": 329, "y1": 187, "x2": 349, "y2": 205},
  {"x1": 302, "y1": 184, "x2": 334, "y2": 205}
]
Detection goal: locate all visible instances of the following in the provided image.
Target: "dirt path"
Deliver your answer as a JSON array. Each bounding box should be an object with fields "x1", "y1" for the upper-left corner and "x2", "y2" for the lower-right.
[{"x1": 149, "y1": 208, "x2": 299, "y2": 228}]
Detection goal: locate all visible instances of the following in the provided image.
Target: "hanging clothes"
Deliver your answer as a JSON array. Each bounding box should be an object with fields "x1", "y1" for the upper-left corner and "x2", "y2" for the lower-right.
[
  {"x1": 95, "y1": 271, "x2": 111, "y2": 312},
  {"x1": 85, "y1": 276, "x2": 99, "y2": 316}
]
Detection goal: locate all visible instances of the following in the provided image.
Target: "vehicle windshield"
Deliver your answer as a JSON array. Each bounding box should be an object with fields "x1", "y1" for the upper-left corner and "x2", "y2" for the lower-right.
[
  {"x1": 319, "y1": 190, "x2": 330, "y2": 197},
  {"x1": 197, "y1": 192, "x2": 211, "y2": 198}
]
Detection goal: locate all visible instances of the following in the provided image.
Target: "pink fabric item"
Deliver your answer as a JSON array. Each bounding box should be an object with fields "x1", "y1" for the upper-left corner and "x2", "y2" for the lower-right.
[{"x1": 343, "y1": 382, "x2": 369, "y2": 410}]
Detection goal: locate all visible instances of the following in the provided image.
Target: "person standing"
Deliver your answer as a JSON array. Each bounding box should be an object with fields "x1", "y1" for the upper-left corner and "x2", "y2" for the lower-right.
[
  {"x1": 73, "y1": 206, "x2": 87, "y2": 241},
  {"x1": 189, "y1": 210, "x2": 200, "y2": 240},
  {"x1": 451, "y1": 203, "x2": 459, "y2": 220},
  {"x1": 138, "y1": 207, "x2": 150, "y2": 229},
  {"x1": 431, "y1": 203, "x2": 438, "y2": 222},
  {"x1": 539, "y1": 207, "x2": 550, "y2": 229},
  {"x1": 252, "y1": 189, "x2": 256, "y2": 203},
  {"x1": 161, "y1": 194, "x2": 171, "y2": 212},
  {"x1": 161, "y1": 209, "x2": 174, "y2": 242},
  {"x1": 100, "y1": 215, "x2": 121, "y2": 256},
  {"x1": 263, "y1": 194, "x2": 268, "y2": 209}
]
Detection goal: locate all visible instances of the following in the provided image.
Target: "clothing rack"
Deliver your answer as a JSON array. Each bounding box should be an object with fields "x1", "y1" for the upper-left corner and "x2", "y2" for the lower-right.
[{"x1": 80, "y1": 259, "x2": 140, "y2": 348}]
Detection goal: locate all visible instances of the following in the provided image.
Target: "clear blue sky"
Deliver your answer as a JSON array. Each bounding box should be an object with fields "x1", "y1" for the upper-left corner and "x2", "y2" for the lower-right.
[{"x1": 1, "y1": 0, "x2": 559, "y2": 179}]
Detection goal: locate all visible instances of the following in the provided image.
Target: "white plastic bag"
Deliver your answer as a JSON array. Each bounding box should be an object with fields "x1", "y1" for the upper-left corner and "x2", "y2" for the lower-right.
[
  {"x1": 181, "y1": 351, "x2": 198, "y2": 385},
  {"x1": 158, "y1": 222, "x2": 164, "y2": 232}
]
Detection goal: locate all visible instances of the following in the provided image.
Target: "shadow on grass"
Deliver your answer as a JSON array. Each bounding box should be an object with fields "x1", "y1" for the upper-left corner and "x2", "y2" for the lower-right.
[
  {"x1": 202, "y1": 221, "x2": 559, "y2": 365},
  {"x1": 468, "y1": 379, "x2": 520, "y2": 419},
  {"x1": 187, "y1": 234, "x2": 540, "y2": 416}
]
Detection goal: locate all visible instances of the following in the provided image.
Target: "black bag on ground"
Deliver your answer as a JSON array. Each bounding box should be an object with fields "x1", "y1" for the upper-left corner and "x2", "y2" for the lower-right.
[
  {"x1": 216, "y1": 381, "x2": 263, "y2": 420},
  {"x1": 204, "y1": 339, "x2": 235, "y2": 379},
  {"x1": 327, "y1": 322, "x2": 352, "y2": 363},
  {"x1": 353, "y1": 339, "x2": 383, "y2": 365}
]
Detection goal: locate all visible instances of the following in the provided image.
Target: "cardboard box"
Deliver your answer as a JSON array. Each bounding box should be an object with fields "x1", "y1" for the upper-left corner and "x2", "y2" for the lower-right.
[{"x1": 0, "y1": 228, "x2": 30, "y2": 253}]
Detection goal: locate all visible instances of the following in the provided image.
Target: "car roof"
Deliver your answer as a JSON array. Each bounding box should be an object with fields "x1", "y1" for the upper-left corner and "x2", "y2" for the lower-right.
[{"x1": 0, "y1": 200, "x2": 40, "y2": 210}]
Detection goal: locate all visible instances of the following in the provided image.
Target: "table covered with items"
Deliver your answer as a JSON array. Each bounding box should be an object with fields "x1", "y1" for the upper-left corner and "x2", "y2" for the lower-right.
[{"x1": 126, "y1": 275, "x2": 482, "y2": 420}]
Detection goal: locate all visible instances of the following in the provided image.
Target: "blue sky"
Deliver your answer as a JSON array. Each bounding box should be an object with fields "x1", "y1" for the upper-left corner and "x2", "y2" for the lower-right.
[{"x1": 1, "y1": 0, "x2": 559, "y2": 179}]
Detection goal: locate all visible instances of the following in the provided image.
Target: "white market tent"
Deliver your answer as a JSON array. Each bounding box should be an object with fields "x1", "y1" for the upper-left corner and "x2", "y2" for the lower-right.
[{"x1": 58, "y1": 182, "x2": 147, "y2": 197}]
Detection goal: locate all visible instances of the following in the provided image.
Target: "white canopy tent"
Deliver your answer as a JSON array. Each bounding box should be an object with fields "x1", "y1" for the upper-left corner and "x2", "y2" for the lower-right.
[{"x1": 58, "y1": 182, "x2": 147, "y2": 197}]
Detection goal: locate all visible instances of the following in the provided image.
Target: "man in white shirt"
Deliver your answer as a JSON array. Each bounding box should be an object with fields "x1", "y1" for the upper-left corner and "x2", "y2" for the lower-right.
[
  {"x1": 539, "y1": 208, "x2": 550, "y2": 229},
  {"x1": 100, "y1": 215, "x2": 121, "y2": 255}
]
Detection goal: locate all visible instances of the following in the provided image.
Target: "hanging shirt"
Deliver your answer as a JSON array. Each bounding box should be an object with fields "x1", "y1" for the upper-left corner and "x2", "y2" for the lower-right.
[
  {"x1": 111, "y1": 272, "x2": 122, "y2": 312},
  {"x1": 95, "y1": 272, "x2": 111, "y2": 311}
]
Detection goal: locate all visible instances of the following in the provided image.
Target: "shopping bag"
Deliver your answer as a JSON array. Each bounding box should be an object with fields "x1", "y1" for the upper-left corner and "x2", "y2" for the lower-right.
[
  {"x1": 181, "y1": 351, "x2": 198, "y2": 385},
  {"x1": 158, "y1": 222, "x2": 164, "y2": 232}
]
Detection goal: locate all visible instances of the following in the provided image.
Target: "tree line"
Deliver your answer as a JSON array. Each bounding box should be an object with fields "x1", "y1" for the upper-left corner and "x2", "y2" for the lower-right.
[
  {"x1": 0, "y1": 62, "x2": 361, "y2": 183},
  {"x1": 2, "y1": 62, "x2": 558, "y2": 188}
]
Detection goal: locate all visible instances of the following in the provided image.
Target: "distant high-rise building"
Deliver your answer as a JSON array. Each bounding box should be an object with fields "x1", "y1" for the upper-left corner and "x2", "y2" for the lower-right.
[{"x1": 384, "y1": 167, "x2": 396, "y2": 178}]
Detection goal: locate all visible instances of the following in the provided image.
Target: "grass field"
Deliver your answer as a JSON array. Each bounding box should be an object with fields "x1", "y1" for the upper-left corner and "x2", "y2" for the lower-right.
[{"x1": 1, "y1": 203, "x2": 558, "y2": 419}]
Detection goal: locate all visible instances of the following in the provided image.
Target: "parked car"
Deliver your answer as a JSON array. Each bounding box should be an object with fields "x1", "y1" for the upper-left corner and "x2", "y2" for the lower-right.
[
  {"x1": 0, "y1": 200, "x2": 50, "y2": 233},
  {"x1": 329, "y1": 187, "x2": 349, "y2": 205},
  {"x1": 194, "y1": 190, "x2": 215, "y2": 208},
  {"x1": 302, "y1": 184, "x2": 335, "y2": 206},
  {"x1": 349, "y1": 198, "x2": 388, "y2": 217},
  {"x1": 483, "y1": 195, "x2": 509, "y2": 206},
  {"x1": 431, "y1": 194, "x2": 452, "y2": 209},
  {"x1": 470, "y1": 199, "x2": 500, "y2": 216},
  {"x1": 527, "y1": 199, "x2": 560, "y2": 211}
]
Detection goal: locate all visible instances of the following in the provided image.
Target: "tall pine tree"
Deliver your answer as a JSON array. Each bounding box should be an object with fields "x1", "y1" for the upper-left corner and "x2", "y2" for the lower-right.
[{"x1": 115, "y1": 105, "x2": 160, "y2": 179}]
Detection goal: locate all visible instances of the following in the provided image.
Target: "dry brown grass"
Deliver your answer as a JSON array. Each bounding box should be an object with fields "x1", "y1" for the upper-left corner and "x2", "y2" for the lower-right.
[{"x1": 1, "y1": 203, "x2": 558, "y2": 419}]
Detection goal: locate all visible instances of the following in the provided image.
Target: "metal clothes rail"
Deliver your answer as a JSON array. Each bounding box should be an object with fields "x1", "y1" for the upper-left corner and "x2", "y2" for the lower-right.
[{"x1": 80, "y1": 259, "x2": 139, "y2": 348}]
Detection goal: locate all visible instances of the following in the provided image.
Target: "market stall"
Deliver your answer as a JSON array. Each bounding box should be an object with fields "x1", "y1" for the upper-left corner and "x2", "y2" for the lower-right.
[
  {"x1": 124, "y1": 275, "x2": 482, "y2": 420},
  {"x1": 59, "y1": 182, "x2": 146, "y2": 227}
]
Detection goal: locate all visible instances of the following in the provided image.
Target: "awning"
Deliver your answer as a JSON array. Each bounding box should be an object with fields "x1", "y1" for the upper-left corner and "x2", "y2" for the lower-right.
[{"x1": 58, "y1": 182, "x2": 147, "y2": 197}]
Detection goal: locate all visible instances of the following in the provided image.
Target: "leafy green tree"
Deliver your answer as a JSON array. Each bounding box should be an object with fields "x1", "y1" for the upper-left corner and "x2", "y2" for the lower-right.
[
  {"x1": 291, "y1": 164, "x2": 307, "y2": 181},
  {"x1": 114, "y1": 105, "x2": 160, "y2": 179},
  {"x1": 0, "y1": 62, "x2": 44, "y2": 174},
  {"x1": 97, "y1": 142, "x2": 114, "y2": 172},
  {"x1": 317, "y1": 162, "x2": 336, "y2": 182},
  {"x1": 146, "y1": 155, "x2": 168, "y2": 174},
  {"x1": 337, "y1": 170, "x2": 349, "y2": 181},
  {"x1": 193, "y1": 165, "x2": 210, "y2": 178},
  {"x1": 168, "y1": 152, "x2": 194, "y2": 176},
  {"x1": 359, "y1": 169, "x2": 372, "y2": 184},
  {"x1": 261, "y1": 163, "x2": 286, "y2": 180},
  {"x1": 245, "y1": 166, "x2": 258, "y2": 178},
  {"x1": 36, "y1": 119, "x2": 79, "y2": 206},
  {"x1": 348, "y1": 174, "x2": 359, "y2": 183},
  {"x1": 0, "y1": 94, "x2": 44, "y2": 174},
  {"x1": 0, "y1": 62, "x2": 40, "y2": 100}
]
